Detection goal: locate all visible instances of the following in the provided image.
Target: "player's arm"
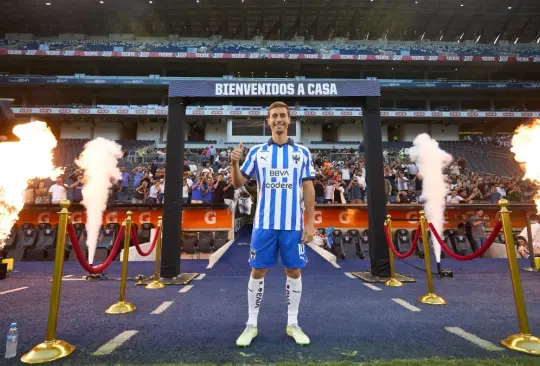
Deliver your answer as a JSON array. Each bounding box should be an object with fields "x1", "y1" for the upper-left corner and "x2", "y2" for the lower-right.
[
  {"x1": 301, "y1": 148, "x2": 316, "y2": 243},
  {"x1": 230, "y1": 142, "x2": 246, "y2": 189},
  {"x1": 302, "y1": 180, "x2": 315, "y2": 243},
  {"x1": 232, "y1": 142, "x2": 258, "y2": 189}
]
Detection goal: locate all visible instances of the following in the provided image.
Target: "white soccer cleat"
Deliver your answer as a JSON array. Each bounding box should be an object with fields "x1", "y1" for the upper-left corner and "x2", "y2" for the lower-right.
[
  {"x1": 286, "y1": 324, "x2": 310, "y2": 346},
  {"x1": 236, "y1": 324, "x2": 258, "y2": 347}
]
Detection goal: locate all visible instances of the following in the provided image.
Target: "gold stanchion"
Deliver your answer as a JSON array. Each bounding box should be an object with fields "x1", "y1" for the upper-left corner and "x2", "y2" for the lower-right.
[
  {"x1": 385, "y1": 215, "x2": 403, "y2": 287},
  {"x1": 146, "y1": 216, "x2": 165, "y2": 289},
  {"x1": 418, "y1": 211, "x2": 446, "y2": 305},
  {"x1": 498, "y1": 200, "x2": 540, "y2": 355},
  {"x1": 105, "y1": 211, "x2": 136, "y2": 314},
  {"x1": 21, "y1": 201, "x2": 76, "y2": 364}
]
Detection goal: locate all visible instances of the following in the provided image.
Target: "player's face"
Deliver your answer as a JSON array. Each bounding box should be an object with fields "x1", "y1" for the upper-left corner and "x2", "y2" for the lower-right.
[{"x1": 267, "y1": 107, "x2": 290, "y2": 136}]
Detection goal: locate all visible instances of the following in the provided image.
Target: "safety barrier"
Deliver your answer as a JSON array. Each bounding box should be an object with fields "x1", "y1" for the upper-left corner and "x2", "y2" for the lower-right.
[
  {"x1": 130, "y1": 225, "x2": 160, "y2": 257},
  {"x1": 429, "y1": 221, "x2": 502, "y2": 261},
  {"x1": 67, "y1": 224, "x2": 125, "y2": 274},
  {"x1": 384, "y1": 224, "x2": 421, "y2": 259}
]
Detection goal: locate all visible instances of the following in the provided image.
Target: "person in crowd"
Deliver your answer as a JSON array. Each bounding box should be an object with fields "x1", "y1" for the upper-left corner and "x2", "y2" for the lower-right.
[
  {"x1": 348, "y1": 177, "x2": 364, "y2": 204},
  {"x1": 48, "y1": 177, "x2": 68, "y2": 204},
  {"x1": 132, "y1": 181, "x2": 149, "y2": 204},
  {"x1": 332, "y1": 179, "x2": 346, "y2": 204},
  {"x1": 314, "y1": 177, "x2": 326, "y2": 203},
  {"x1": 182, "y1": 178, "x2": 190, "y2": 204},
  {"x1": 203, "y1": 176, "x2": 215, "y2": 203},
  {"x1": 190, "y1": 176, "x2": 204, "y2": 204},
  {"x1": 132, "y1": 166, "x2": 146, "y2": 189},
  {"x1": 395, "y1": 190, "x2": 411, "y2": 203},
  {"x1": 406, "y1": 186, "x2": 418, "y2": 203},
  {"x1": 396, "y1": 171, "x2": 409, "y2": 191},
  {"x1": 223, "y1": 176, "x2": 235, "y2": 210},
  {"x1": 147, "y1": 181, "x2": 161, "y2": 204},
  {"x1": 34, "y1": 181, "x2": 49, "y2": 204},
  {"x1": 213, "y1": 173, "x2": 226, "y2": 204},
  {"x1": 70, "y1": 174, "x2": 84, "y2": 203},
  {"x1": 23, "y1": 181, "x2": 35, "y2": 204},
  {"x1": 469, "y1": 208, "x2": 488, "y2": 251},
  {"x1": 120, "y1": 167, "x2": 130, "y2": 194},
  {"x1": 515, "y1": 236, "x2": 540, "y2": 258},
  {"x1": 447, "y1": 190, "x2": 463, "y2": 204},
  {"x1": 324, "y1": 179, "x2": 335, "y2": 203}
]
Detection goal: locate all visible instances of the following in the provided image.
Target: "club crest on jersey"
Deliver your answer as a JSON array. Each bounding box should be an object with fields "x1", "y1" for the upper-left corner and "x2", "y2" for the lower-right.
[{"x1": 292, "y1": 153, "x2": 301, "y2": 164}]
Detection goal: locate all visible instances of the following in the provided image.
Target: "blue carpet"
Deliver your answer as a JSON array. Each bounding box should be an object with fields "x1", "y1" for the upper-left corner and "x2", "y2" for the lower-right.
[{"x1": 1, "y1": 233, "x2": 540, "y2": 364}]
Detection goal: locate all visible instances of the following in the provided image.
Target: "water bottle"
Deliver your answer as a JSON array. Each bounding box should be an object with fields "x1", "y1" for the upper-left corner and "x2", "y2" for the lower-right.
[{"x1": 5, "y1": 323, "x2": 17, "y2": 359}]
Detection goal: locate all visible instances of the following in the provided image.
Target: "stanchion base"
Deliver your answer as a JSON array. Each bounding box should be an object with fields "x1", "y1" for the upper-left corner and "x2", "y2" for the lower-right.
[
  {"x1": 521, "y1": 267, "x2": 540, "y2": 273},
  {"x1": 145, "y1": 280, "x2": 166, "y2": 289},
  {"x1": 135, "y1": 272, "x2": 199, "y2": 286},
  {"x1": 419, "y1": 293, "x2": 447, "y2": 305},
  {"x1": 105, "y1": 301, "x2": 136, "y2": 314},
  {"x1": 385, "y1": 278, "x2": 404, "y2": 287},
  {"x1": 501, "y1": 333, "x2": 540, "y2": 355},
  {"x1": 21, "y1": 339, "x2": 75, "y2": 364},
  {"x1": 352, "y1": 272, "x2": 416, "y2": 283}
]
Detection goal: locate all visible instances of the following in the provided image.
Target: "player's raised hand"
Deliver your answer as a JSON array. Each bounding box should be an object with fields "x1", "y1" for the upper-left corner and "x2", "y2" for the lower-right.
[{"x1": 230, "y1": 142, "x2": 244, "y2": 164}]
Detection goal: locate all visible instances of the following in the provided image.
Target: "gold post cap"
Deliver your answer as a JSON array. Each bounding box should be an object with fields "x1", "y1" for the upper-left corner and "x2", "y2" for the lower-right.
[
  {"x1": 498, "y1": 199, "x2": 509, "y2": 207},
  {"x1": 386, "y1": 214, "x2": 392, "y2": 220},
  {"x1": 126, "y1": 211, "x2": 133, "y2": 216},
  {"x1": 419, "y1": 210, "x2": 425, "y2": 215},
  {"x1": 60, "y1": 200, "x2": 71, "y2": 209}
]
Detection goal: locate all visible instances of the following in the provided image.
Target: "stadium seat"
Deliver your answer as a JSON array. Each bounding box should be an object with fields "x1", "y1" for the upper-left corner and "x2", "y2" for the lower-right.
[
  {"x1": 182, "y1": 232, "x2": 197, "y2": 254},
  {"x1": 138, "y1": 223, "x2": 153, "y2": 243},
  {"x1": 7, "y1": 224, "x2": 38, "y2": 261},
  {"x1": 453, "y1": 235, "x2": 473, "y2": 255},
  {"x1": 346, "y1": 229, "x2": 363, "y2": 258},
  {"x1": 213, "y1": 231, "x2": 229, "y2": 250},
  {"x1": 341, "y1": 235, "x2": 357, "y2": 259},
  {"x1": 359, "y1": 234, "x2": 370, "y2": 259},
  {"x1": 197, "y1": 232, "x2": 213, "y2": 253},
  {"x1": 25, "y1": 225, "x2": 57, "y2": 261},
  {"x1": 94, "y1": 227, "x2": 116, "y2": 262},
  {"x1": 394, "y1": 229, "x2": 412, "y2": 253},
  {"x1": 331, "y1": 230, "x2": 344, "y2": 259},
  {"x1": 67, "y1": 223, "x2": 87, "y2": 261},
  {"x1": 2, "y1": 225, "x2": 19, "y2": 253}
]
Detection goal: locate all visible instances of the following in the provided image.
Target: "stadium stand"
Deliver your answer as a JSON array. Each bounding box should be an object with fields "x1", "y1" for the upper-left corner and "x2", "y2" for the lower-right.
[{"x1": 2, "y1": 38, "x2": 540, "y2": 57}]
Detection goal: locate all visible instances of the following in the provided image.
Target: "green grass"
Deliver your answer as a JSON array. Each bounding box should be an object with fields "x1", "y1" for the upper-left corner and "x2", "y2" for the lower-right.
[{"x1": 62, "y1": 357, "x2": 539, "y2": 366}]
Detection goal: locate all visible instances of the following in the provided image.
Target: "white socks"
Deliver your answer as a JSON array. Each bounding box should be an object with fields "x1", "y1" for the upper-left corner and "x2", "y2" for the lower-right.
[
  {"x1": 247, "y1": 275, "x2": 303, "y2": 327},
  {"x1": 247, "y1": 277, "x2": 264, "y2": 327},
  {"x1": 286, "y1": 276, "x2": 302, "y2": 326}
]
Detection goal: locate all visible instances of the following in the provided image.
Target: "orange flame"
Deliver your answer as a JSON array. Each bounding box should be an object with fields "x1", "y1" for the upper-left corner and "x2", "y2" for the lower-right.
[
  {"x1": 0, "y1": 121, "x2": 62, "y2": 242},
  {"x1": 511, "y1": 119, "x2": 540, "y2": 213}
]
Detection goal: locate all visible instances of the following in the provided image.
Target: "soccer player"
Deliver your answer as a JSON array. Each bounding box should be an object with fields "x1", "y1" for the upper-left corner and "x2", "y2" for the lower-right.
[{"x1": 231, "y1": 101, "x2": 316, "y2": 347}]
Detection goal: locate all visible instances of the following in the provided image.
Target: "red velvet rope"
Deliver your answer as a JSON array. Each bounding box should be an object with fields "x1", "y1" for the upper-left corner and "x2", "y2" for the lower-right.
[
  {"x1": 130, "y1": 225, "x2": 160, "y2": 257},
  {"x1": 67, "y1": 223, "x2": 125, "y2": 274},
  {"x1": 428, "y1": 220, "x2": 502, "y2": 261},
  {"x1": 384, "y1": 224, "x2": 421, "y2": 259}
]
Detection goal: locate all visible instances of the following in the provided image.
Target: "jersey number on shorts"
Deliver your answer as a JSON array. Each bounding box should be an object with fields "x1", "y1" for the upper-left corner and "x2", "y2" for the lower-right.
[{"x1": 298, "y1": 244, "x2": 306, "y2": 255}]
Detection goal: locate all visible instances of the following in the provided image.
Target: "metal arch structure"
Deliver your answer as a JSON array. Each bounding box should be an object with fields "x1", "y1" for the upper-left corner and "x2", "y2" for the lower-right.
[{"x1": 160, "y1": 77, "x2": 390, "y2": 279}]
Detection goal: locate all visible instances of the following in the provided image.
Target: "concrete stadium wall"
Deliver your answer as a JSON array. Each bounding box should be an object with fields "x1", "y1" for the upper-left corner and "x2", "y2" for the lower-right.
[
  {"x1": 60, "y1": 122, "x2": 92, "y2": 139},
  {"x1": 136, "y1": 122, "x2": 161, "y2": 141}
]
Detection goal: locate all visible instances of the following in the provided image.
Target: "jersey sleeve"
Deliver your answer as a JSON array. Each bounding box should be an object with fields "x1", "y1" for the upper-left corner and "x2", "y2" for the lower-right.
[
  {"x1": 240, "y1": 147, "x2": 258, "y2": 179},
  {"x1": 301, "y1": 147, "x2": 316, "y2": 182}
]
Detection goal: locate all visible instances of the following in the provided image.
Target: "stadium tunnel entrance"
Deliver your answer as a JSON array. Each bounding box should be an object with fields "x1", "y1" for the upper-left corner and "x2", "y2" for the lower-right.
[{"x1": 161, "y1": 78, "x2": 389, "y2": 278}]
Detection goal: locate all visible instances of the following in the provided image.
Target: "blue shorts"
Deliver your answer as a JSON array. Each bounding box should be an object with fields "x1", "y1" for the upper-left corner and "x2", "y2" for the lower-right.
[{"x1": 249, "y1": 228, "x2": 307, "y2": 269}]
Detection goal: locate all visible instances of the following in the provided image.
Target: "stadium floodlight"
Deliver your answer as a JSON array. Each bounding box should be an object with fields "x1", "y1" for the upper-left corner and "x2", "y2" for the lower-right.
[
  {"x1": 513, "y1": 37, "x2": 519, "y2": 44},
  {"x1": 45, "y1": 2, "x2": 51, "y2": 5},
  {"x1": 493, "y1": 33, "x2": 500, "y2": 44},
  {"x1": 460, "y1": 1, "x2": 463, "y2": 6}
]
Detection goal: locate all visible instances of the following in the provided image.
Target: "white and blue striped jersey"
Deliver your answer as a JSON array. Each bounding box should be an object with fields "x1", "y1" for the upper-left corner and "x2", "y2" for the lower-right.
[{"x1": 241, "y1": 138, "x2": 316, "y2": 231}]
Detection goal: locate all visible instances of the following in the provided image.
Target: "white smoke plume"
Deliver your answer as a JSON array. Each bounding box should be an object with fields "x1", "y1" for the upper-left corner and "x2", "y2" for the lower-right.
[
  {"x1": 75, "y1": 138, "x2": 123, "y2": 264},
  {"x1": 408, "y1": 134, "x2": 453, "y2": 262}
]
